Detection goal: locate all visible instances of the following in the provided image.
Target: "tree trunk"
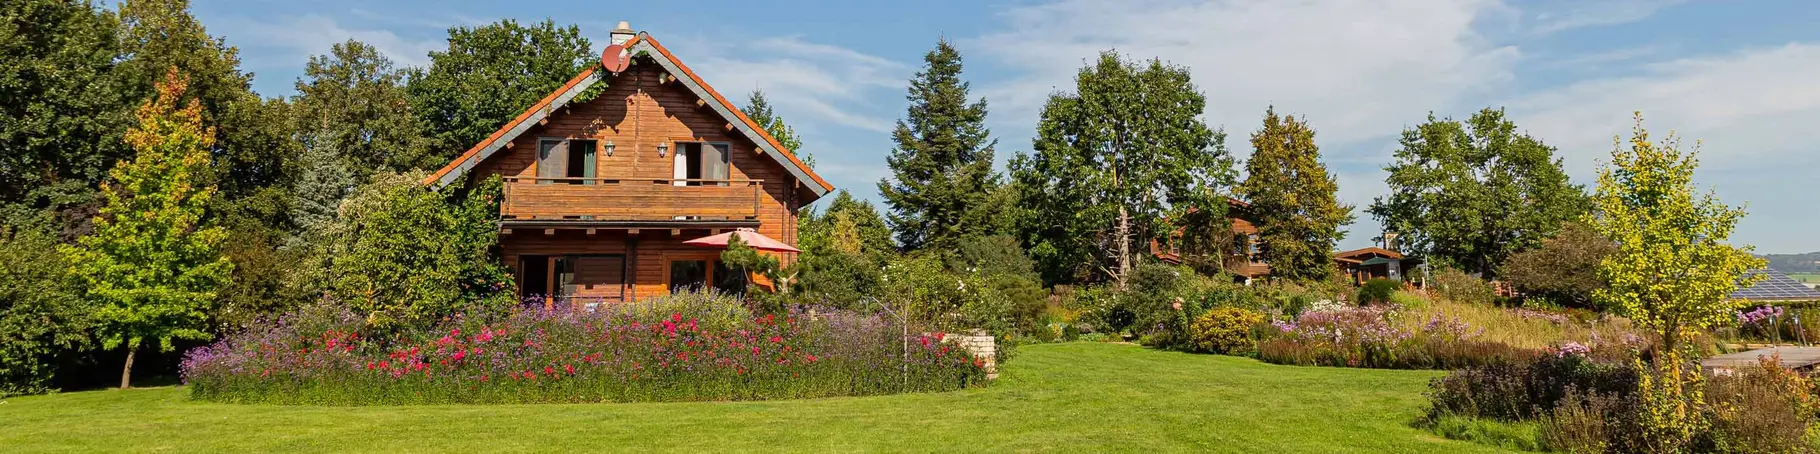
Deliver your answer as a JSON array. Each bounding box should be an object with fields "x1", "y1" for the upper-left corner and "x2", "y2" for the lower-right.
[
  {"x1": 120, "y1": 344, "x2": 137, "y2": 390},
  {"x1": 1116, "y1": 205, "x2": 1132, "y2": 291}
]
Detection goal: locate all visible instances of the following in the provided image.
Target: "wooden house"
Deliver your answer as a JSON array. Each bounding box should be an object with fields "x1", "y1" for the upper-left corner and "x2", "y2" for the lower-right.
[{"x1": 423, "y1": 23, "x2": 832, "y2": 308}]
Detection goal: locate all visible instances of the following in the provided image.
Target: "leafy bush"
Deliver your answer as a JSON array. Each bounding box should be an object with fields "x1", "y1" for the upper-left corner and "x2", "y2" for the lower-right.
[
  {"x1": 1357, "y1": 278, "x2": 1399, "y2": 306},
  {"x1": 1500, "y1": 222, "x2": 1614, "y2": 309},
  {"x1": 0, "y1": 229, "x2": 90, "y2": 397},
  {"x1": 1189, "y1": 307, "x2": 1264, "y2": 354},
  {"x1": 1697, "y1": 357, "x2": 1819, "y2": 453},
  {"x1": 1431, "y1": 268, "x2": 1497, "y2": 305},
  {"x1": 305, "y1": 172, "x2": 516, "y2": 330},
  {"x1": 1429, "y1": 352, "x2": 1820, "y2": 453},
  {"x1": 182, "y1": 291, "x2": 987, "y2": 405},
  {"x1": 1426, "y1": 353, "x2": 1640, "y2": 422},
  {"x1": 1538, "y1": 389, "x2": 1634, "y2": 453}
]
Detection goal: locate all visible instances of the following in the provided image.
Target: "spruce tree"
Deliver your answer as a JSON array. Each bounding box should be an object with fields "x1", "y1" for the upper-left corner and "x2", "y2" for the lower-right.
[
  {"x1": 878, "y1": 39, "x2": 998, "y2": 254},
  {"x1": 1238, "y1": 108, "x2": 1353, "y2": 282},
  {"x1": 740, "y1": 89, "x2": 811, "y2": 166},
  {"x1": 62, "y1": 70, "x2": 232, "y2": 389}
]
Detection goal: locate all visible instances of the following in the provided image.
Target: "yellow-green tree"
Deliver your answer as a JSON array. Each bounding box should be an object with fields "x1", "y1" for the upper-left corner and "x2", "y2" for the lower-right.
[
  {"x1": 1588, "y1": 113, "x2": 1763, "y2": 353},
  {"x1": 62, "y1": 69, "x2": 232, "y2": 388}
]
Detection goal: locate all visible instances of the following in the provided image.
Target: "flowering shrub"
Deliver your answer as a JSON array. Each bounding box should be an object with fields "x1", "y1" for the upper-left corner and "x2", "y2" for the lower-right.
[
  {"x1": 1256, "y1": 306, "x2": 1534, "y2": 369},
  {"x1": 1189, "y1": 307, "x2": 1265, "y2": 354},
  {"x1": 1730, "y1": 305, "x2": 1820, "y2": 343},
  {"x1": 181, "y1": 293, "x2": 986, "y2": 405}
]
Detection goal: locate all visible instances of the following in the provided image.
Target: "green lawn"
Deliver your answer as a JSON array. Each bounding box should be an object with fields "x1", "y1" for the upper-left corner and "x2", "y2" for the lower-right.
[
  {"x1": 0, "y1": 342, "x2": 1504, "y2": 453},
  {"x1": 1790, "y1": 272, "x2": 1820, "y2": 284}
]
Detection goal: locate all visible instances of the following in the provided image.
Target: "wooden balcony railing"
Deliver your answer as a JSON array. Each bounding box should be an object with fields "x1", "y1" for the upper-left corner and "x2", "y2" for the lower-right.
[{"x1": 501, "y1": 177, "x2": 762, "y2": 221}]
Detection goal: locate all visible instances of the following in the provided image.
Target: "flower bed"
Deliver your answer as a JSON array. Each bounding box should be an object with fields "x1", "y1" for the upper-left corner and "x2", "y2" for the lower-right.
[
  {"x1": 1256, "y1": 306, "x2": 1538, "y2": 369},
  {"x1": 182, "y1": 296, "x2": 986, "y2": 405}
]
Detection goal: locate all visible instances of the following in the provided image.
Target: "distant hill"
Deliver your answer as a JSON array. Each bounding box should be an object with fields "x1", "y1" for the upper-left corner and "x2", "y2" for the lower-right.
[{"x1": 1763, "y1": 252, "x2": 1820, "y2": 273}]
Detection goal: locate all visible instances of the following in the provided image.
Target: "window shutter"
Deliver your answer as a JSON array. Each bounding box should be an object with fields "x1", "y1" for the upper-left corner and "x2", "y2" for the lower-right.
[{"x1": 708, "y1": 143, "x2": 731, "y2": 185}]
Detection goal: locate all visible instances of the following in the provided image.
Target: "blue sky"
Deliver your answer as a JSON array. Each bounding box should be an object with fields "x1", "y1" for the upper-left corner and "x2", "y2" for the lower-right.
[{"x1": 193, "y1": 0, "x2": 1820, "y2": 253}]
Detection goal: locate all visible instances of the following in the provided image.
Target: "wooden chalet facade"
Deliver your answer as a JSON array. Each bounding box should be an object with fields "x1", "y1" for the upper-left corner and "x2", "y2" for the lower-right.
[{"x1": 423, "y1": 24, "x2": 831, "y2": 308}]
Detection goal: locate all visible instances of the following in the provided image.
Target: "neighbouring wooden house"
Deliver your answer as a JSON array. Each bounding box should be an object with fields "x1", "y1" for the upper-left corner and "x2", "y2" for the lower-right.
[
  {"x1": 423, "y1": 23, "x2": 831, "y2": 309},
  {"x1": 1153, "y1": 200, "x2": 1421, "y2": 285},
  {"x1": 1151, "y1": 199, "x2": 1271, "y2": 282}
]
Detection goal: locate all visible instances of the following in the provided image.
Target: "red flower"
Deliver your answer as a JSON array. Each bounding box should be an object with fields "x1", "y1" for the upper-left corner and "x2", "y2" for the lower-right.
[
  {"x1": 769, "y1": 336, "x2": 783, "y2": 343},
  {"x1": 935, "y1": 332, "x2": 946, "y2": 341},
  {"x1": 544, "y1": 366, "x2": 555, "y2": 376},
  {"x1": 805, "y1": 354, "x2": 818, "y2": 363},
  {"x1": 563, "y1": 364, "x2": 575, "y2": 375},
  {"x1": 672, "y1": 312, "x2": 683, "y2": 323},
  {"x1": 378, "y1": 361, "x2": 390, "y2": 370},
  {"x1": 920, "y1": 336, "x2": 931, "y2": 347},
  {"x1": 451, "y1": 351, "x2": 466, "y2": 361}
]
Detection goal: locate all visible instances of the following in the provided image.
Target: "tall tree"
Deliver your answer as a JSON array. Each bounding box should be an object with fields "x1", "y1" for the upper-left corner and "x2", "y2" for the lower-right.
[
  {"x1": 294, "y1": 39, "x2": 429, "y2": 178},
  {"x1": 1589, "y1": 114, "x2": 1764, "y2": 353},
  {"x1": 0, "y1": 0, "x2": 133, "y2": 221},
  {"x1": 1238, "y1": 108, "x2": 1353, "y2": 281},
  {"x1": 290, "y1": 40, "x2": 423, "y2": 233},
  {"x1": 408, "y1": 19, "x2": 593, "y2": 160},
  {"x1": 117, "y1": 0, "x2": 287, "y2": 200},
  {"x1": 877, "y1": 39, "x2": 999, "y2": 253},
  {"x1": 1010, "y1": 51, "x2": 1232, "y2": 287},
  {"x1": 1368, "y1": 108, "x2": 1585, "y2": 278},
  {"x1": 62, "y1": 70, "x2": 232, "y2": 389},
  {"x1": 740, "y1": 89, "x2": 811, "y2": 166}
]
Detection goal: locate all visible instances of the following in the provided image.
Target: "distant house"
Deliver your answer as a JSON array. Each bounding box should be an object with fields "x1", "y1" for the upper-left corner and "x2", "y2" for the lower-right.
[
  {"x1": 1151, "y1": 200, "x2": 1417, "y2": 285},
  {"x1": 423, "y1": 23, "x2": 831, "y2": 309}
]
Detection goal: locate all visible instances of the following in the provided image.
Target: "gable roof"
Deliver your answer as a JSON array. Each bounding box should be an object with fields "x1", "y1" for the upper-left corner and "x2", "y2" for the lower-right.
[
  {"x1": 423, "y1": 34, "x2": 833, "y2": 199},
  {"x1": 1335, "y1": 247, "x2": 1404, "y2": 260}
]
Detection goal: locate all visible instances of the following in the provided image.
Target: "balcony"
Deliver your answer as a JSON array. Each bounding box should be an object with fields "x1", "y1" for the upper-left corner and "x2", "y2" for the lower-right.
[{"x1": 500, "y1": 177, "x2": 762, "y2": 223}]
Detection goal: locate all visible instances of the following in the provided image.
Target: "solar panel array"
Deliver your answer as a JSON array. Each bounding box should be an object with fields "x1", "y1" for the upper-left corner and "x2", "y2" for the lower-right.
[{"x1": 1732, "y1": 268, "x2": 1820, "y2": 301}]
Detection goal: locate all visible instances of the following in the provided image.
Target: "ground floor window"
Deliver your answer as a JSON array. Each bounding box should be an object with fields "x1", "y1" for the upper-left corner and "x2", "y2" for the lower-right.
[
  {"x1": 669, "y1": 260, "x2": 708, "y2": 293},
  {"x1": 667, "y1": 259, "x2": 749, "y2": 296}
]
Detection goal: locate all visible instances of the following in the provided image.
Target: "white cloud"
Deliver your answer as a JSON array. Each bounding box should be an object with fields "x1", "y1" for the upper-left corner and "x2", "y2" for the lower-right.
[
  {"x1": 672, "y1": 36, "x2": 907, "y2": 133},
  {"x1": 1526, "y1": 0, "x2": 1684, "y2": 35},
  {"x1": 213, "y1": 13, "x2": 444, "y2": 70},
  {"x1": 1507, "y1": 43, "x2": 1820, "y2": 177},
  {"x1": 971, "y1": 0, "x2": 1522, "y2": 158}
]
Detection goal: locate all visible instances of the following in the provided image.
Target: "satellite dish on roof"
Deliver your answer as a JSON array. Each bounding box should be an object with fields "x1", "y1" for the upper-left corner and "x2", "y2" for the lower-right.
[{"x1": 601, "y1": 43, "x2": 629, "y2": 73}]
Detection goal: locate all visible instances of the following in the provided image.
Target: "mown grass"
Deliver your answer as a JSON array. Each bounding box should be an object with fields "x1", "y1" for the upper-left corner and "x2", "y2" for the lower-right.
[{"x1": 0, "y1": 342, "x2": 1506, "y2": 453}]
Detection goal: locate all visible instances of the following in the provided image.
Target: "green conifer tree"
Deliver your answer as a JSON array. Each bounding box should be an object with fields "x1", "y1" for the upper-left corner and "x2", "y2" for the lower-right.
[
  {"x1": 878, "y1": 39, "x2": 998, "y2": 254},
  {"x1": 1238, "y1": 108, "x2": 1353, "y2": 282}
]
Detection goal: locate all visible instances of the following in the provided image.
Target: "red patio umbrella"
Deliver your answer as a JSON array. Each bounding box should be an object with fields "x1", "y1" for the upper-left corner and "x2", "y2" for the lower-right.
[{"x1": 682, "y1": 227, "x2": 801, "y2": 253}]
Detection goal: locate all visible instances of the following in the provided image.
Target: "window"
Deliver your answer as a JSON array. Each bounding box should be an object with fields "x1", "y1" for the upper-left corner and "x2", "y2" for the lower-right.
[
  {"x1": 669, "y1": 260, "x2": 708, "y2": 293},
  {"x1": 671, "y1": 142, "x2": 730, "y2": 186},
  {"x1": 536, "y1": 138, "x2": 596, "y2": 184},
  {"x1": 713, "y1": 260, "x2": 747, "y2": 295}
]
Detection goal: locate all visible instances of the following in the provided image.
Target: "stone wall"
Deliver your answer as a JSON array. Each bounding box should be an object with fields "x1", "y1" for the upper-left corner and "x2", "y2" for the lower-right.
[{"x1": 946, "y1": 330, "x2": 998, "y2": 380}]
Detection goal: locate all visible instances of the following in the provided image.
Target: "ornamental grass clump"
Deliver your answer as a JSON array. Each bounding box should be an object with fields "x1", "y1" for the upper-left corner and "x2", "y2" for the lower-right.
[{"x1": 182, "y1": 292, "x2": 986, "y2": 405}]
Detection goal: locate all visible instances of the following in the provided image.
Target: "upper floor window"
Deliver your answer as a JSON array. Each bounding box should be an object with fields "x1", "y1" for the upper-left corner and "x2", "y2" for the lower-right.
[
  {"x1": 537, "y1": 138, "x2": 596, "y2": 184},
  {"x1": 672, "y1": 142, "x2": 730, "y2": 186}
]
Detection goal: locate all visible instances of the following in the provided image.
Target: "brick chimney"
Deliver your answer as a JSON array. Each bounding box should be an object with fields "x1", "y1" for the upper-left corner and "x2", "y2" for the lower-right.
[{"x1": 609, "y1": 21, "x2": 636, "y2": 46}]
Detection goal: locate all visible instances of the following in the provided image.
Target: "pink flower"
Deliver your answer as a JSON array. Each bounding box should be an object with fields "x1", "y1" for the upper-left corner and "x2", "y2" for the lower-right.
[{"x1": 451, "y1": 351, "x2": 465, "y2": 361}]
